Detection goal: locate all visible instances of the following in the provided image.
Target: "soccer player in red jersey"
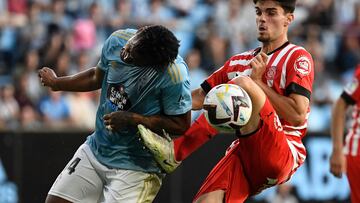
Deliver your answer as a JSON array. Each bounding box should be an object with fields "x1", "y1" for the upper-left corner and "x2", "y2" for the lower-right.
[
  {"x1": 138, "y1": 0, "x2": 314, "y2": 202},
  {"x1": 330, "y1": 65, "x2": 360, "y2": 203}
]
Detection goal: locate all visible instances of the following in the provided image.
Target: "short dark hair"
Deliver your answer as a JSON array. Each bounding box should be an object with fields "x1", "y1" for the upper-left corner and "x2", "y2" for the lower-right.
[
  {"x1": 132, "y1": 25, "x2": 180, "y2": 68},
  {"x1": 253, "y1": 0, "x2": 296, "y2": 13}
]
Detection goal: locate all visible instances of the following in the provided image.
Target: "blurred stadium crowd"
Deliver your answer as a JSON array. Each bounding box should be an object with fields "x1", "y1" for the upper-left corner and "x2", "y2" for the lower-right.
[{"x1": 0, "y1": 0, "x2": 358, "y2": 132}]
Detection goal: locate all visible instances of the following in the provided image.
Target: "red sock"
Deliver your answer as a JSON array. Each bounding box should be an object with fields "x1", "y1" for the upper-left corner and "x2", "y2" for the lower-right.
[{"x1": 173, "y1": 114, "x2": 218, "y2": 161}]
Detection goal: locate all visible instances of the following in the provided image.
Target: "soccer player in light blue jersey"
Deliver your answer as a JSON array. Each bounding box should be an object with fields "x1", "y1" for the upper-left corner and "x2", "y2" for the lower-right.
[{"x1": 39, "y1": 25, "x2": 192, "y2": 203}]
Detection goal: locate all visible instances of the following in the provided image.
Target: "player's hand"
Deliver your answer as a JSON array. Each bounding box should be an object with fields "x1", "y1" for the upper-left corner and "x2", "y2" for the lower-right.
[
  {"x1": 38, "y1": 67, "x2": 60, "y2": 91},
  {"x1": 329, "y1": 150, "x2": 346, "y2": 178},
  {"x1": 103, "y1": 111, "x2": 135, "y2": 131},
  {"x1": 250, "y1": 52, "x2": 268, "y2": 81}
]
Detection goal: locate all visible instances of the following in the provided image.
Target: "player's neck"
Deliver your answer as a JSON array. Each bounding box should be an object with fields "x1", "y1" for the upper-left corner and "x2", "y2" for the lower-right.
[{"x1": 261, "y1": 36, "x2": 288, "y2": 55}]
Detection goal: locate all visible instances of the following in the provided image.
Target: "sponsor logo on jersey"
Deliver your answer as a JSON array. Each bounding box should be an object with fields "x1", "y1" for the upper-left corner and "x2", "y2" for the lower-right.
[
  {"x1": 294, "y1": 56, "x2": 311, "y2": 76},
  {"x1": 107, "y1": 83, "x2": 131, "y2": 111}
]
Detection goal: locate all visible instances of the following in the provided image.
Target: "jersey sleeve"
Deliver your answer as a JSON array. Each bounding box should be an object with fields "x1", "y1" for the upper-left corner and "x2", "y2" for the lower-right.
[
  {"x1": 201, "y1": 59, "x2": 232, "y2": 93},
  {"x1": 284, "y1": 49, "x2": 314, "y2": 100},
  {"x1": 161, "y1": 62, "x2": 192, "y2": 115},
  {"x1": 342, "y1": 67, "x2": 360, "y2": 104}
]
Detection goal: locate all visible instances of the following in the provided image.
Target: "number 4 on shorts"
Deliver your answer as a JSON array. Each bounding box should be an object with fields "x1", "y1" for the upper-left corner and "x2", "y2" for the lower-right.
[{"x1": 67, "y1": 158, "x2": 81, "y2": 175}]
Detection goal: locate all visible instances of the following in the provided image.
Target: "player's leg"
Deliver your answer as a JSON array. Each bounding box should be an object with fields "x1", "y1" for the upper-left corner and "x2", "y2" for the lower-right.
[
  {"x1": 100, "y1": 170, "x2": 163, "y2": 202},
  {"x1": 346, "y1": 155, "x2": 360, "y2": 203},
  {"x1": 46, "y1": 144, "x2": 103, "y2": 203},
  {"x1": 233, "y1": 78, "x2": 296, "y2": 194},
  {"x1": 193, "y1": 143, "x2": 250, "y2": 203}
]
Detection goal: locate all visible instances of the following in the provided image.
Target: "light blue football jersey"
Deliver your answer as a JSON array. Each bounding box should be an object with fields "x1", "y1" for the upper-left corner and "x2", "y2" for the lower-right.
[{"x1": 86, "y1": 29, "x2": 192, "y2": 173}]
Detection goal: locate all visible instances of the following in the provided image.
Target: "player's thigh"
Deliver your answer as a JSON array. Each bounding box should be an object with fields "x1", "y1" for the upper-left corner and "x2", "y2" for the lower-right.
[
  {"x1": 194, "y1": 150, "x2": 250, "y2": 203},
  {"x1": 47, "y1": 144, "x2": 103, "y2": 203},
  {"x1": 101, "y1": 170, "x2": 163, "y2": 203}
]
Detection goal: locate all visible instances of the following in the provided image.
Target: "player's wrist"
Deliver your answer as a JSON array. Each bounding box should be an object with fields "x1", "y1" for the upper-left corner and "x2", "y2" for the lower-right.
[
  {"x1": 52, "y1": 77, "x2": 62, "y2": 91},
  {"x1": 332, "y1": 147, "x2": 343, "y2": 154}
]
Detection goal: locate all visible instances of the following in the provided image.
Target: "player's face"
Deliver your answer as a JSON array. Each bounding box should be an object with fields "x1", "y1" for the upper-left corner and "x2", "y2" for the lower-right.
[
  {"x1": 254, "y1": 1, "x2": 293, "y2": 43},
  {"x1": 120, "y1": 34, "x2": 149, "y2": 67}
]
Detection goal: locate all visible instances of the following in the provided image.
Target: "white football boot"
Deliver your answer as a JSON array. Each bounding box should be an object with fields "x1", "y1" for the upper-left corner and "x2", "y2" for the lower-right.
[{"x1": 137, "y1": 124, "x2": 180, "y2": 173}]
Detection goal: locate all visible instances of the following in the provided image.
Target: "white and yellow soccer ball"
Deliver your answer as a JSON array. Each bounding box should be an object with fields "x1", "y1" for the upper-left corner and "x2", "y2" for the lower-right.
[{"x1": 203, "y1": 84, "x2": 252, "y2": 132}]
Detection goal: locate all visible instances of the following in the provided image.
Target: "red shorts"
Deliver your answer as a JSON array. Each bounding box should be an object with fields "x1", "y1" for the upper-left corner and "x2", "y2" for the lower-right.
[
  {"x1": 346, "y1": 155, "x2": 360, "y2": 203},
  {"x1": 194, "y1": 98, "x2": 295, "y2": 203}
]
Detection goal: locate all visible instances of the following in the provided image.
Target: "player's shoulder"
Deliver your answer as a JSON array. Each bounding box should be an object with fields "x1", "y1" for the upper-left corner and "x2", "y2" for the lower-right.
[
  {"x1": 110, "y1": 29, "x2": 136, "y2": 41},
  {"x1": 101, "y1": 29, "x2": 137, "y2": 56},
  {"x1": 288, "y1": 44, "x2": 313, "y2": 60},
  {"x1": 165, "y1": 55, "x2": 189, "y2": 84}
]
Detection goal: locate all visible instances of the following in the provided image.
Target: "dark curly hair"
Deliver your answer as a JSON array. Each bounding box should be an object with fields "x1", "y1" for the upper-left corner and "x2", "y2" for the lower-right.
[
  {"x1": 253, "y1": 0, "x2": 296, "y2": 13},
  {"x1": 132, "y1": 25, "x2": 180, "y2": 69}
]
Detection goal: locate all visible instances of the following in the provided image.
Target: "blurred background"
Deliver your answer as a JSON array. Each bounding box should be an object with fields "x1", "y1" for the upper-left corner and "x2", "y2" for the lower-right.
[{"x1": 0, "y1": 0, "x2": 356, "y2": 202}]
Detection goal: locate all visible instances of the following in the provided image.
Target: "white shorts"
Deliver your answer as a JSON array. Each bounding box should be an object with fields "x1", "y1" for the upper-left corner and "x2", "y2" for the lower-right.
[{"x1": 48, "y1": 144, "x2": 163, "y2": 203}]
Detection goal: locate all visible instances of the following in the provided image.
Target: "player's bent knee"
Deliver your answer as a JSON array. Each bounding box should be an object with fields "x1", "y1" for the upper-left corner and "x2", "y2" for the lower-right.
[
  {"x1": 45, "y1": 195, "x2": 73, "y2": 203},
  {"x1": 230, "y1": 76, "x2": 265, "y2": 99},
  {"x1": 194, "y1": 190, "x2": 225, "y2": 203},
  {"x1": 230, "y1": 76, "x2": 254, "y2": 91}
]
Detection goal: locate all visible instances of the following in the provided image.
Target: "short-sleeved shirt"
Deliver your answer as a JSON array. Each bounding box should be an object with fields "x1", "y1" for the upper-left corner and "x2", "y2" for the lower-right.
[
  {"x1": 86, "y1": 29, "x2": 192, "y2": 173},
  {"x1": 200, "y1": 42, "x2": 314, "y2": 168}
]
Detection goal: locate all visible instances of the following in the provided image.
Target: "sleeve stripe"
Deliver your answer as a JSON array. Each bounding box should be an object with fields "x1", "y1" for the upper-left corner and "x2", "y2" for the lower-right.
[
  {"x1": 168, "y1": 64, "x2": 182, "y2": 84},
  {"x1": 112, "y1": 33, "x2": 131, "y2": 40},
  {"x1": 285, "y1": 82, "x2": 311, "y2": 100},
  {"x1": 175, "y1": 64, "x2": 182, "y2": 82},
  {"x1": 201, "y1": 80, "x2": 212, "y2": 93},
  {"x1": 112, "y1": 32, "x2": 133, "y2": 40},
  {"x1": 341, "y1": 91, "x2": 356, "y2": 105},
  {"x1": 167, "y1": 65, "x2": 176, "y2": 83},
  {"x1": 113, "y1": 30, "x2": 134, "y2": 38}
]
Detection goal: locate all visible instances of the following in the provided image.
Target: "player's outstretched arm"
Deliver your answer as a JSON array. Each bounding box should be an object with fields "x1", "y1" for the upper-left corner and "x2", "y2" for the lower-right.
[
  {"x1": 103, "y1": 111, "x2": 191, "y2": 135},
  {"x1": 38, "y1": 66, "x2": 104, "y2": 92},
  {"x1": 330, "y1": 97, "x2": 347, "y2": 178}
]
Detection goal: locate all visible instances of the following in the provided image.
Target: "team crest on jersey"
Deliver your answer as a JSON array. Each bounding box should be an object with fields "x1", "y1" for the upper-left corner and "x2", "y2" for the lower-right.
[
  {"x1": 265, "y1": 66, "x2": 277, "y2": 80},
  {"x1": 344, "y1": 77, "x2": 359, "y2": 95},
  {"x1": 107, "y1": 83, "x2": 131, "y2": 111},
  {"x1": 294, "y1": 56, "x2": 311, "y2": 76}
]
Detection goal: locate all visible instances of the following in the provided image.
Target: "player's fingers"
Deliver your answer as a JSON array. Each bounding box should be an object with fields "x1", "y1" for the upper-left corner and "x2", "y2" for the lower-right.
[
  {"x1": 260, "y1": 52, "x2": 268, "y2": 63},
  {"x1": 250, "y1": 59, "x2": 259, "y2": 68},
  {"x1": 330, "y1": 165, "x2": 341, "y2": 178}
]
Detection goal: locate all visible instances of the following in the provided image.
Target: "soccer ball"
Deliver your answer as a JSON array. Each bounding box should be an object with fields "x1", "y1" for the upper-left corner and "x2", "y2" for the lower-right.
[{"x1": 203, "y1": 84, "x2": 252, "y2": 132}]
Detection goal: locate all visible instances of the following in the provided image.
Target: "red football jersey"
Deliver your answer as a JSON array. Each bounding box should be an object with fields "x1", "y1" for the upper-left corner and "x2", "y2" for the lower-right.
[
  {"x1": 342, "y1": 66, "x2": 360, "y2": 156},
  {"x1": 201, "y1": 42, "x2": 314, "y2": 169}
]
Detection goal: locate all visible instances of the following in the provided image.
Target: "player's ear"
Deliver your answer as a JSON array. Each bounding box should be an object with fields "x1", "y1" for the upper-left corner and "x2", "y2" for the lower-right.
[{"x1": 285, "y1": 13, "x2": 294, "y2": 26}]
